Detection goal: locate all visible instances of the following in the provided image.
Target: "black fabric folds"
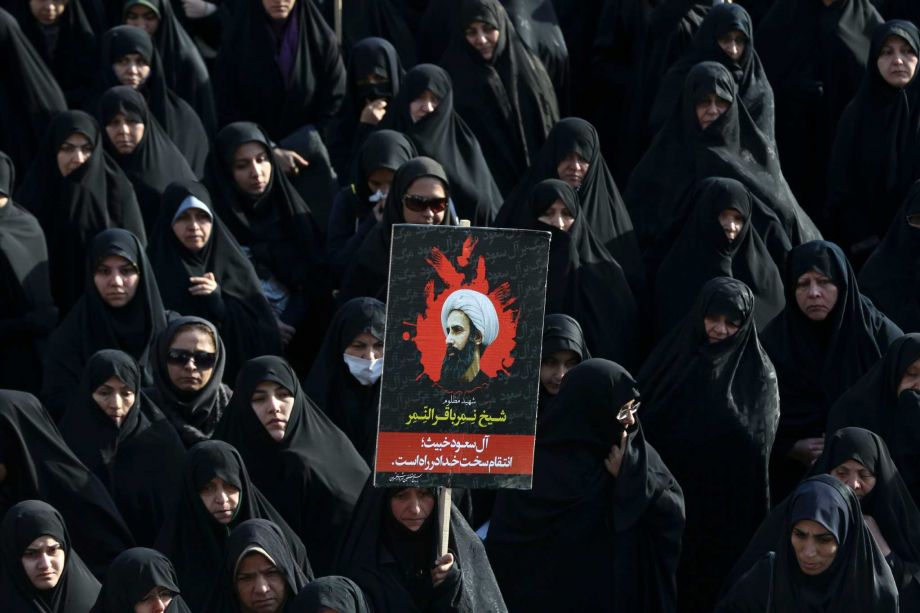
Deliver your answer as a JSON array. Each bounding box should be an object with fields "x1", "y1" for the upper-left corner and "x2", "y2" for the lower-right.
[
  {"x1": 0, "y1": 391, "x2": 135, "y2": 578},
  {"x1": 91, "y1": 547, "x2": 191, "y2": 613},
  {"x1": 59, "y1": 349, "x2": 185, "y2": 547},
  {"x1": 42, "y1": 228, "x2": 166, "y2": 420},
  {"x1": 341, "y1": 1, "x2": 419, "y2": 67},
  {"x1": 293, "y1": 575, "x2": 372, "y2": 613},
  {"x1": 216, "y1": 355, "x2": 369, "y2": 576},
  {"x1": 486, "y1": 359, "x2": 685, "y2": 612},
  {"x1": 15, "y1": 110, "x2": 146, "y2": 314},
  {"x1": 639, "y1": 277, "x2": 779, "y2": 612},
  {"x1": 0, "y1": 500, "x2": 101, "y2": 613}
]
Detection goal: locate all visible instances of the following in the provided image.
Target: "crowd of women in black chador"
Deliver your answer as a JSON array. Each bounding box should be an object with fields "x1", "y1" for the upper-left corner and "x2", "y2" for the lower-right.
[{"x1": 8, "y1": 0, "x2": 920, "y2": 611}]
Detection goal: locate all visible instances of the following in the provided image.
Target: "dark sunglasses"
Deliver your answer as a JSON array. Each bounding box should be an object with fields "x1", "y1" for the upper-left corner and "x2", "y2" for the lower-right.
[
  {"x1": 403, "y1": 194, "x2": 448, "y2": 213},
  {"x1": 166, "y1": 349, "x2": 217, "y2": 369}
]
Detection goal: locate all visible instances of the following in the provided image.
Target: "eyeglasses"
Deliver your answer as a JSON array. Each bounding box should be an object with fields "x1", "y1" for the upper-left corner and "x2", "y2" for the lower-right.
[
  {"x1": 166, "y1": 349, "x2": 217, "y2": 369},
  {"x1": 403, "y1": 194, "x2": 448, "y2": 213},
  {"x1": 616, "y1": 399, "x2": 640, "y2": 422}
]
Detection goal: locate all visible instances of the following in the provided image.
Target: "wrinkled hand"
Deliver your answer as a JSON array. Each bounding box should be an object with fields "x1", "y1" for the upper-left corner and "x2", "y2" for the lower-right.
[
  {"x1": 277, "y1": 319, "x2": 296, "y2": 345},
  {"x1": 431, "y1": 553, "x2": 454, "y2": 587},
  {"x1": 360, "y1": 98, "x2": 388, "y2": 125},
  {"x1": 788, "y1": 436, "x2": 825, "y2": 467},
  {"x1": 182, "y1": 0, "x2": 216, "y2": 19},
  {"x1": 189, "y1": 272, "x2": 218, "y2": 296},
  {"x1": 272, "y1": 147, "x2": 309, "y2": 177},
  {"x1": 604, "y1": 430, "x2": 628, "y2": 478},
  {"x1": 864, "y1": 515, "x2": 891, "y2": 557}
]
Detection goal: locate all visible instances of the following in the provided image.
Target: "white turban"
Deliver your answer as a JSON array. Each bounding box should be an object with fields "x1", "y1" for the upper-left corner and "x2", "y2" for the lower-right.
[{"x1": 441, "y1": 289, "x2": 500, "y2": 347}]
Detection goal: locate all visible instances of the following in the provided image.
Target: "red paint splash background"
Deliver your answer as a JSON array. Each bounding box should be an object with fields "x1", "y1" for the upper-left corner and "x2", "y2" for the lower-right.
[{"x1": 403, "y1": 236, "x2": 519, "y2": 384}]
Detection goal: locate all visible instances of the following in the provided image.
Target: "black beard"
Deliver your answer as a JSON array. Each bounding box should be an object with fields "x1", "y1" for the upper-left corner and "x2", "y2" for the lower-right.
[{"x1": 440, "y1": 341, "x2": 478, "y2": 386}]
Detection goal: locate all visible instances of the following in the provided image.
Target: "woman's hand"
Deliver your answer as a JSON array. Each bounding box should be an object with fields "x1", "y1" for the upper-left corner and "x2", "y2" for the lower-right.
[
  {"x1": 604, "y1": 430, "x2": 629, "y2": 478},
  {"x1": 788, "y1": 436, "x2": 825, "y2": 466},
  {"x1": 277, "y1": 319, "x2": 296, "y2": 346},
  {"x1": 431, "y1": 553, "x2": 454, "y2": 587},
  {"x1": 189, "y1": 272, "x2": 218, "y2": 296},
  {"x1": 360, "y1": 98, "x2": 388, "y2": 125},
  {"x1": 272, "y1": 147, "x2": 309, "y2": 177}
]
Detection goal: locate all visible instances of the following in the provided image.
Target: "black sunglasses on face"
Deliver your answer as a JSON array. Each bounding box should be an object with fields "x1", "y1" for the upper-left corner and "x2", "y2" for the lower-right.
[
  {"x1": 166, "y1": 349, "x2": 217, "y2": 369},
  {"x1": 402, "y1": 194, "x2": 448, "y2": 213}
]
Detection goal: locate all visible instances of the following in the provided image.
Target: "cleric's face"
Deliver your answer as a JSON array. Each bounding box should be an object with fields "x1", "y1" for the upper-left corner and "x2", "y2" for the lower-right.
[{"x1": 445, "y1": 310, "x2": 472, "y2": 351}]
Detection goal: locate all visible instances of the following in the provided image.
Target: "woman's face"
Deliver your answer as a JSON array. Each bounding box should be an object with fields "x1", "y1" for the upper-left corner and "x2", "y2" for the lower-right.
[
  {"x1": 235, "y1": 552, "x2": 288, "y2": 613},
  {"x1": 537, "y1": 198, "x2": 575, "y2": 232},
  {"x1": 877, "y1": 34, "x2": 918, "y2": 88},
  {"x1": 464, "y1": 20, "x2": 500, "y2": 60},
  {"x1": 198, "y1": 476, "x2": 241, "y2": 525},
  {"x1": 409, "y1": 89, "x2": 439, "y2": 123},
  {"x1": 401, "y1": 176, "x2": 448, "y2": 225},
  {"x1": 29, "y1": 0, "x2": 66, "y2": 25},
  {"x1": 56, "y1": 132, "x2": 93, "y2": 177},
  {"x1": 92, "y1": 375, "x2": 136, "y2": 427},
  {"x1": 251, "y1": 381, "x2": 295, "y2": 442},
  {"x1": 831, "y1": 459, "x2": 876, "y2": 499},
  {"x1": 390, "y1": 488, "x2": 436, "y2": 532},
  {"x1": 134, "y1": 587, "x2": 174, "y2": 613},
  {"x1": 171, "y1": 208, "x2": 213, "y2": 252},
  {"x1": 345, "y1": 331, "x2": 383, "y2": 362},
  {"x1": 105, "y1": 113, "x2": 145, "y2": 155},
  {"x1": 897, "y1": 356, "x2": 920, "y2": 394},
  {"x1": 262, "y1": 0, "x2": 296, "y2": 20},
  {"x1": 794, "y1": 271, "x2": 839, "y2": 322},
  {"x1": 791, "y1": 519, "x2": 838, "y2": 576},
  {"x1": 717, "y1": 29, "x2": 747, "y2": 62},
  {"x1": 703, "y1": 313, "x2": 740, "y2": 343},
  {"x1": 718, "y1": 208, "x2": 744, "y2": 242},
  {"x1": 696, "y1": 93, "x2": 731, "y2": 130},
  {"x1": 367, "y1": 168, "x2": 395, "y2": 200},
  {"x1": 539, "y1": 349, "x2": 580, "y2": 396},
  {"x1": 166, "y1": 328, "x2": 217, "y2": 392},
  {"x1": 124, "y1": 5, "x2": 160, "y2": 34},
  {"x1": 556, "y1": 152, "x2": 589, "y2": 189},
  {"x1": 94, "y1": 255, "x2": 140, "y2": 308},
  {"x1": 113, "y1": 53, "x2": 151, "y2": 89},
  {"x1": 232, "y1": 142, "x2": 272, "y2": 197},
  {"x1": 21, "y1": 536, "x2": 65, "y2": 590}
]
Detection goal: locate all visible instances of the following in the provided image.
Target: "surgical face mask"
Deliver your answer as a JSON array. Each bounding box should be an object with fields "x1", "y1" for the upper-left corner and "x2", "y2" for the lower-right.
[
  {"x1": 368, "y1": 189, "x2": 387, "y2": 203},
  {"x1": 343, "y1": 353, "x2": 383, "y2": 386}
]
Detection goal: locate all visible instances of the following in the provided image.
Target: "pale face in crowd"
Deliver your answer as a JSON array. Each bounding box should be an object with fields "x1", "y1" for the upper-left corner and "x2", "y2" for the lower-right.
[
  {"x1": 556, "y1": 152, "x2": 589, "y2": 189},
  {"x1": 831, "y1": 460, "x2": 877, "y2": 499},
  {"x1": 791, "y1": 519, "x2": 838, "y2": 576},
  {"x1": 794, "y1": 271, "x2": 839, "y2": 322},
  {"x1": 124, "y1": 5, "x2": 160, "y2": 34},
  {"x1": 538, "y1": 199, "x2": 575, "y2": 232},
  {"x1": 198, "y1": 476, "x2": 241, "y2": 525},
  {"x1": 696, "y1": 93, "x2": 731, "y2": 130},
  {"x1": 703, "y1": 314, "x2": 740, "y2": 344},
  {"x1": 113, "y1": 53, "x2": 151, "y2": 88},
  {"x1": 464, "y1": 20, "x2": 500, "y2": 61},
  {"x1": 897, "y1": 357, "x2": 920, "y2": 394},
  {"x1": 233, "y1": 142, "x2": 272, "y2": 197},
  {"x1": 367, "y1": 168, "x2": 395, "y2": 199},
  {"x1": 262, "y1": 0, "x2": 296, "y2": 20},
  {"x1": 57, "y1": 132, "x2": 93, "y2": 177},
  {"x1": 236, "y1": 551, "x2": 288, "y2": 613},
  {"x1": 877, "y1": 34, "x2": 919, "y2": 88},
  {"x1": 718, "y1": 208, "x2": 744, "y2": 242},
  {"x1": 94, "y1": 255, "x2": 140, "y2": 308},
  {"x1": 167, "y1": 328, "x2": 217, "y2": 392},
  {"x1": 92, "y1": 375, "x2": 136, "y2": 427},
  {"x1": 345, "y1": 331, "x2": 383, "y2": 362},
  {"x1": 717, "y1": 29, "x2": 747, "y2": 62},
  {"x1": 29, "y1": 0, "x2": 66, "y2": 25},
  {"x1": 251, "y1": 381, "x2": 295, "y2": 442},
  {"x1": 22, "y1": 536, "x2": 65, "y2": 590},
  {"x1": 390, "y1": 488, "x2": 436, "y2": 532},
  {"x1": 402, "y1": 176, "x2": 448, "y2": 225},
  {"x1": 134, "y1": 587, "x2": 175, "y2": 613},
  {"x1": 540, "y1": 349, "x2": 580, "y2": 395},
  {"x1": 105, "y1": 113, "x2": 145, "y2": 155},
  {"x1": 172, "y1": 208, "x2": 213, "y2": 252},
  {"x1": 409, "y1": 90, "x2": 439, "y2": 123}
]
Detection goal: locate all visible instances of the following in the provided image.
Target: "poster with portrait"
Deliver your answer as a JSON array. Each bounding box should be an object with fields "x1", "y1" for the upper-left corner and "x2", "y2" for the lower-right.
[{"x1": 374, "y1": 224, "x2": 550, "y2": 490}]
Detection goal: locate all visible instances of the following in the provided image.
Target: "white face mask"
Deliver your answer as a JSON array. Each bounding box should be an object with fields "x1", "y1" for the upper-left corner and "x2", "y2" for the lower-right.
[
  {"x1": 343, "y1": 353, "x2": 383, "y2": 386},
  {"x1": 368, "y1": 189, "x2": 387, "y2": 203}
]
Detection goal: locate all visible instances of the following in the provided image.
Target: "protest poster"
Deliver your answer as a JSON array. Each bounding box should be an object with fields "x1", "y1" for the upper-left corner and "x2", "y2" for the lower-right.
[{"x1": 374, "y1": 224, "x2": 550, "y2": 490}]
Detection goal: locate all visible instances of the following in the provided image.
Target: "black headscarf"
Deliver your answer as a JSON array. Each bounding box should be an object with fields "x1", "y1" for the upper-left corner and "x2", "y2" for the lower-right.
[
  {"x1": 760, "y1": 240, "x2": 902, "y2": 499},
  {"x1": 216, "y1": 355, "x2": 370, "y2": 576},
  {"x1": 639, "y1": 277, "x2": 779, "y2": 612},
  {"x1": 0, "y1": 8, "x2": 67, "y2": 175},
  {"x1": 0, "y1": 391, "x2": 135, "y2": 578},
  {"x1": 341, "y1": 1, "x2": 420, "y2": 68},
  {"x1": 827, "y1": 20, "x2": 920, "y2": 260},
  {"x1": 382, "y1": 63, "x2": 503, "y2": 225},
  {"x1": 91, "y1": 547, "x2": 191, "y2": 613},
  {"x1": 293, "y1": 576, "x2": 371, "y2": 613},
  {"x1": 486, "y1": 359, "x2": 685, "y2": 612},
  {"x1": 147, "y1": 180, "x2": 282, "y2": 378},
  {"x1": 59, "y1": 349, "x2": 184, "y2": 547},
  {"x1": 538, "y1": 313, "x2": 590, "y2": 415},
  {"x1": 529, "y1": 179, "x2": 641, "y2": 368},
  {"x1": 626, "y1": 61, "x2": 821, "y2": 260},
  {"x1": 144, "y1": 316, "x2": 232, "y2": 447},
  {"x1": 828, "y1": 333, "x2": 920, "y2": 507},
  {"x1": 99, "y1": 86, "x2": 197, "y2": 233},
  {"x1": 718, "y1": 475, "x2": 899, "y2": 612},
  {"x1": 653, "y1": 177, "x2": 786, "y2": 336},
  {"x1": 121, "y1": 0, "x2": 217, "y2": 134},
  {"x1": 439, "y1": 0, "x2": 559, "y2": 196},
  {"x1": 98, "y1": 26, "x2": 209, "y2": 176},
  {"x1": 42, "y1": 228, "x2": 167, "y2": 420},
  {"x1": 0, "y1": 151, "x2": 58, "y2": 393},
  {"x1": 304, "y1": 297, "x2": 385, "y2": 464},
  {"x1": 0, "y1": 500, "x2": 101, "y2": 613},
  {"x1": 339, "y1": 156, "x2": 457, "y2": 302},
  {"x1": 860, "y1": 182, "x2": 920, "y2": 331},
  {"x1": 496, "y1": 117, "x2": 646, "y2": 297},
  {"x1": 213, "y1": 0, "x2": 346, "y2": 138},
  {"x1": 334, "y1": 477, "x2": 507, "y2": 612},
  {"x1": 154, "y1": 440, "x2": 310, "y2": 611},
  {"x1": 650, "y1": 3, "x2": 775, "y2": 140},
  {"x1": 204, "y1": 519, "x2": 311, "y2": 613},
  {"x1": 15, "y1": 110, "x2": 145, "y2": 314}
]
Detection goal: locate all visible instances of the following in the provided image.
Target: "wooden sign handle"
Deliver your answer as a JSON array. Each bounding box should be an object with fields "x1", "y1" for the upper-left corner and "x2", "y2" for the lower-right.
[
  {"x1": 334, "y1": 0, "x2": 343, "y2": 43},
  {"x1": 437, "y1": 487, "x2": 452, "y2": 557}
]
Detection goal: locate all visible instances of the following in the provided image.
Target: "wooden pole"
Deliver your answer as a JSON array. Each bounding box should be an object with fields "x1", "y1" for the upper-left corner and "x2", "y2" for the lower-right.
[
  {"x1": 437, "y1": 487, "x2": 452, "y2": 557},
  {"x1": 335, "y1": 0, "x2": 343, "y2": 44}
]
